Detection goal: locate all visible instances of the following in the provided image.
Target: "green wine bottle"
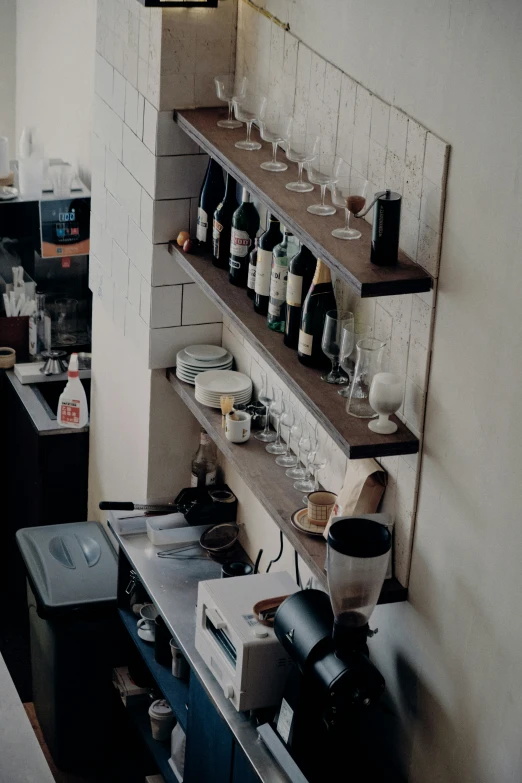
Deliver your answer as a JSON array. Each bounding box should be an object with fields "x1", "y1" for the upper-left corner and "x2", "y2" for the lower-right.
[
  {"x1": 267, "y1": 228, "x2": 299, "y2": 332},
  {"x1": 298, "y1": 259, "x2": 337, "y2": 368}
]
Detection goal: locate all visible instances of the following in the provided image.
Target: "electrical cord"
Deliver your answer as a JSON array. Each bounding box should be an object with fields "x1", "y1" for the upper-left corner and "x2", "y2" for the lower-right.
[
  {"x1": 254, "y1": 549, "x2": 263, "y2": 574},
  {"x1": 266, "y1": 531, "x2": 284, "y2": 573},
  {"x1": 294, "y1": 550, "x2": 301, "y2": 588}
]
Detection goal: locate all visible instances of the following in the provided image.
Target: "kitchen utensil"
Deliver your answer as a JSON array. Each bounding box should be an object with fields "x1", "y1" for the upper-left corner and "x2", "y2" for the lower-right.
[
  {"x1": 99, "y1": 500, "x2": 178, "y2": 513},
  {"x1": 355, "y1": 189, "x2": 402, "y2": 266},
  {"x1": 331, "y1": 165, "x2": 369, "y2": 240},
  {"x1": 0, "y1": 347, "x2": 16, "y2": 368},
  {"x1": 170, "y1": 639, "x2": 190, "y2": 679},
  {"x1": 137, "y1": 603, "x2": 158, "y2": 642},
  {"x1": 214, "y1": 74, "x2": 247, "y2": 129},
  {"x1": 200, "y1": 522, "x2": 239, "y2": 553},
  {"x1": 291, "y1": 507, "x2": 329, "y2": 536},
  {"x1": 40, "y1": 349, "x2": 68, "y2": 376},
  {"x1": 184, "y1": 345, "x2": 228, "y2": 362},
  {"x1": 307, "y1": 491, "x2": 337, "y2": 524},
  {"x1": 221, "y1": 562, "x2": 253, "y2": 578},
  {"x1": 346, "y1": 338, "x2": 386, "y2": 418}
]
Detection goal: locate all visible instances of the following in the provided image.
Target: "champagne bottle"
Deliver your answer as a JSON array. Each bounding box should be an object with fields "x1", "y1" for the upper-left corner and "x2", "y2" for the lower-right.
[
  {"x1": 212, "y1": 173, "x2": 238, "y2": 269},
  {"x1": 229, "y1": 189, "x2": 260, "y2": 287},
  {"x1": 284, "y1": 244, "x2": 317, "y2": 349},
  {"x1": 298, "y1": 259, "x2": 337, "y2": 369},
  {"x1": 196, "y1": 158, "x2": 224, "y2": 251},
  {"x1": 254, "y1": 214, "x2": 283, "y2": 315},
  {"x1": 191, "y1": 429, "x2": 218, "y2": 489},
  {"x1": 247, "y1": 238, "x2": 259, "y2": 299},
  {"x1": 267, "y1": 228, "x2": 299, "y2": 332}
]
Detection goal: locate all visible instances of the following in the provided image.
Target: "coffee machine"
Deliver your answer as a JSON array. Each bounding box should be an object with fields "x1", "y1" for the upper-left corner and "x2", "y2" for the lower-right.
[{"x1": 259, "y1": 517, "x2": 402, "y2": 782}]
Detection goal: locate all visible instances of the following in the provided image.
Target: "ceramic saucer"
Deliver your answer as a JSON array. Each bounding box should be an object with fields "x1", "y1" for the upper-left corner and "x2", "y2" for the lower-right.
[{"x1": 290, "y1": 507, "x2": 327, "y2": 537}]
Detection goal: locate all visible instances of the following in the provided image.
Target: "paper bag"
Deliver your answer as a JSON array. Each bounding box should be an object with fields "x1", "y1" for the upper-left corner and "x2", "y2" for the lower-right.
[{"x1": 323, "y1": 458, "x2": 387, "y2": 539}]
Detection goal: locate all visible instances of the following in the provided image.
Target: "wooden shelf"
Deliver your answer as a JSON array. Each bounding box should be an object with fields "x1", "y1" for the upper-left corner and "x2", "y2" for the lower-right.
[
  {"x1": 168, "y1": 242, "x2": 419, "y2": 460},
  {"x1": 174, "y1": 108, "x2": 432, "y2": 298},
  {"x1": 166, "y1": 371, "x2": 407, "y2": 605}
]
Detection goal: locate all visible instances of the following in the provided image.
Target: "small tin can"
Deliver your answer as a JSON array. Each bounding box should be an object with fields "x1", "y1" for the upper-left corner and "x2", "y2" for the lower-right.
[{"x1": 371, "y1": 190, "x2": 401, "y2": 266}]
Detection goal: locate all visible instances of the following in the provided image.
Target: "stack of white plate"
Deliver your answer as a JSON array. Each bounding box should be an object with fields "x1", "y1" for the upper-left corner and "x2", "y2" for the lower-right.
[
  {"x1": 195, "y1": 370, "x2": 253, "y2": 409},
  {"x1": 176, "y1": 345, "x2": 233, "y2": 385}
]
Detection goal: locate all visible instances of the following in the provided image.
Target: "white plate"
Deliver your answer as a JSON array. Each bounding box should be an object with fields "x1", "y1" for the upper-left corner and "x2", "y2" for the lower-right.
[
  {"x1": 196, "y1": 393, "x2": 252, "y2": 405},
  {"x1": 177, "y1": 348, "x2": 233, "y2": 369},
  {"x1": 177, "y1": 362, "x2": 233, "y2": 376},
  {"x1": 196, "y1": 393, "x2": 252, "y2": 409},
  {"x1": 184, "y1": 345, "x2": 228, "y2": 362},
  {"x1": 195, "y1": 370, "x2": 252, "y2": 394}
]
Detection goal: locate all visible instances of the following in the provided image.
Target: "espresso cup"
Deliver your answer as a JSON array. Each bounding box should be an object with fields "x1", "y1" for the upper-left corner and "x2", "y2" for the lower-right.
[
  {"x1": 307, "y1": 491, "x2": 337, "y2": 525},
  {"x1": 225, "y1": 411, "x2": 251, "y2": 443}
]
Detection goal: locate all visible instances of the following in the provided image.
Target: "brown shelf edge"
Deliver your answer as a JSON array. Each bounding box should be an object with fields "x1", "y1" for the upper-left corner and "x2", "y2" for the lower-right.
[
  {"x1": 168, "y1": 240, "x2": 420, "y2": 460},
  {"x1": 174, "y1": 109, "x2": 433, "y2": 299},
  {"x1": 167, "y1": 370, "x2": 407, "y2": 606}
]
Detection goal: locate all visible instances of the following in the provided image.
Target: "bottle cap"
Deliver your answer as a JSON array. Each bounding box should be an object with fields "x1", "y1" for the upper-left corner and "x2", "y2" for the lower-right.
[{"x1": 68, "y1": 352, "x2": 79, "y2": 378}]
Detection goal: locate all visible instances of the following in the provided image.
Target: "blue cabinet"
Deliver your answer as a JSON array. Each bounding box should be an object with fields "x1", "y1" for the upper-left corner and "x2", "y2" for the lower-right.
[{"x1": 184, "y1": 676, "x2": 234, "y2": 783}]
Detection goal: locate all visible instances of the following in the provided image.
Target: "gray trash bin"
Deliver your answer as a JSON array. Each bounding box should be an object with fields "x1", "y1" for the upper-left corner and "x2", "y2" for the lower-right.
[{"x1": 16, "y1": 521, "x2": 118, "y2": 772}]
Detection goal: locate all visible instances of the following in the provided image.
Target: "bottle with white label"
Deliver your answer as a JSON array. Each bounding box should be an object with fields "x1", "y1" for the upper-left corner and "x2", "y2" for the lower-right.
[
  {"x1": 284, "y1": 245, "x2": 317, "y2": 349},
  {"x1": 212, "y1": 172, "x2": 238, "y2": 269},
  {"x1": 298, "y1": 259, "x2": 337, "y2": 369},
  {"x1": 267, "y1": 229, "x2": 299, "y2": 332},
  {"x1": 254, "y1": 215, "x2": 282, "y2": 315},
  {"x1": 57, "y1": 353, "x2": 89, "y2": 428},
  {"x1": 191, "y1": 429, "x2": 218, "y2": 489},
  {"x1": 228, "y1": 188, "x2": 260, "y2": 287},
  {"x1": 29, "y1": 291, "x2": 51, "y2": 360},
  {"x1": 196, "y1": 158, "x2": 224, "y2": 252}
]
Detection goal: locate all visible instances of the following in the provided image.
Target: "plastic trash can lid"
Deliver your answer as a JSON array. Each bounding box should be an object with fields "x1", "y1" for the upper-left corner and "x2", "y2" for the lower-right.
[{"x1": 16, "y1": 522, "x2": 117, "y2": 611}]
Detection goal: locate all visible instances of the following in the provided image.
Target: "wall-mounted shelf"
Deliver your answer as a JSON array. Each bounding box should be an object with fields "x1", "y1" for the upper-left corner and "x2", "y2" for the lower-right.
[
  {"x1": 174, "y1": 108, "x2": 432, "y2": 298},
  {"x1": 166, "y1": 371, "x2": 407, "y2": 605},
  {"x1": 168, "y1": 241, "x2": 419, "y2": 459}
]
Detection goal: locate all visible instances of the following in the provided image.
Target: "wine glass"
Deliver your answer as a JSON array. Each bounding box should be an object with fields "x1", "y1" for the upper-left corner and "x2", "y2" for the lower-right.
[
  {"x1": 302, "y1": 449, "x2": 327, "y2": 504},
  {"x1": 368, "y1": 373, "x2": 404, "y2": 434},
  {"x1": 347, "y1": 337, "x2": 386, "y2": 418},
  {"x1": 331, "y1": 168, "x2": 369, "y2": 240},
  {"x1": 321, "y1": 310, "x2": 354, "y2": 384},
  {"x1": 338, "y1": 322, "x2": 373, "y2": 397},
  {"x1": 283, "y1": 126, "x2": 320, "y2": 192},
  {"x1": 233, "y1": 93, "x2": 267, "y2": 150},
  {"x1": 293, "y1": 432, "x2": 318, "y2": 493},
  {"x1": 285, "y1": 418, "x2": 309, "y2": 479},
  {"x1": 255, "y1": 373, "x2": 276, "y2": 442},
  {"x1": 275, "y1": 405, "x2": 298, "y2": 467},
  {"x1": 279, "y1": 412, "x2": 302, "y2": 471},
  {"x1": 214, "y1": 75, "x2": 247, "y2": 129},
  {"x1": 259, "y1": 113, "x2": 292, "y2": 172},
  {"x1": 305, "y1": 154, "x2": 343, "y2": 216},
  {"x1": 266, "y1": 392, "x2": 286, "y2": 454}
]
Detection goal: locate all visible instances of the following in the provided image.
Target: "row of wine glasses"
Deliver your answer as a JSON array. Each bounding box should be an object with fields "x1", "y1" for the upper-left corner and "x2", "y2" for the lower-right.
[{"x1": 214, "y1": 75, "x2": 368, "y2": 241}]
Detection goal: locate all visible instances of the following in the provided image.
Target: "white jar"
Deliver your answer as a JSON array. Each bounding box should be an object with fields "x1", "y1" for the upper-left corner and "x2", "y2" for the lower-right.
[{"x1": 148, "y1": 699, "x2": 175, "y2": 741}]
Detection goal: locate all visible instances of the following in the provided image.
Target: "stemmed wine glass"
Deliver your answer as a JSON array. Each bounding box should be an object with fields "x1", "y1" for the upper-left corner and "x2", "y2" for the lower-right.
[
  {"x1": 233, "y1": 93, "x2": 267, "y2": 151},
  {"x1": 338, "y1": 322, "x2": 373, "y2": 397},
  {"x1": 259, "y1": 113, "x2": 292, "y2": 172},
  {"x1": 214, "y1": 75, "x2": 247, "y2": 129},
  {"x1": 331, "y1": 167, "x2": 369, "y2": 240},
  {"x1": 321, "y1": 310, "x2": 354, "y2": 384},
  {"x1": 285, "y1": 419, "x2": 308, "y2": 479},
  {"x1": 302, "y1": 449, "x2": 327, "y2": 504},
  {"x1": 275, "y1": 406, "x2": 298, "y2": 467},
  {"x1": 255, "y1": 373, "x2": 276, "y2": 442},
  {"x1": 293, "y1": 431, "x2": 318, "y2": 493},
  {"x1": 305, "y1": 154, "x2": 343, "y2": 215},
  {"x1": 283, "y1": 126, "x2": 320, "y2": 192},
  {"x1": 266, "y1": 391, "x2": 286, "y2": 454}
]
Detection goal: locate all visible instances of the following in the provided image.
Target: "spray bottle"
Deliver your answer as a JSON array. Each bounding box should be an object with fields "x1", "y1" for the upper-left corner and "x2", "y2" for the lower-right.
[{"x1": 57, "y1": 353, "x2": 89, "y2": 428}]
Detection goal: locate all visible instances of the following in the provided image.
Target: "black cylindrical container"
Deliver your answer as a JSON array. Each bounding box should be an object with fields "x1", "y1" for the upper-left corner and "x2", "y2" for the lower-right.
[
  {"x1": 370, "y1": 190, "x2": 401, "y2": 266},
  {"x1": 274, "y1": 589, "x2": 334, "y2": 672}
]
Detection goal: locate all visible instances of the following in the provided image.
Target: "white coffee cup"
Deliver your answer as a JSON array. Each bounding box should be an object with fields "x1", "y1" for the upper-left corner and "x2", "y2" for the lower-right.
[
  {"x1": 137, "y1": 603, "x2": 158, "y2": 642},
  {"x1": 148, "y1": 699, "x2": 175, "y2": 741},
  {"x1": 225, "y1": 411, "x2": 251, "y2": 443}
]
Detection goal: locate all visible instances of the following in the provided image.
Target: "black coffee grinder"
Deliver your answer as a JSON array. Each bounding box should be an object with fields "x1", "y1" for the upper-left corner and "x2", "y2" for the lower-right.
[{"x1": 269, "y1": 518, "x2": 393, "y2": 782}]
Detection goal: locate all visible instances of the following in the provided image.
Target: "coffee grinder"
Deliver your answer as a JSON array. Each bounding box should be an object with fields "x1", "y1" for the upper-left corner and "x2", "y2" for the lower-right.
[{"x1": 268, "y1": 517, "x2": 392, "y2": 782}]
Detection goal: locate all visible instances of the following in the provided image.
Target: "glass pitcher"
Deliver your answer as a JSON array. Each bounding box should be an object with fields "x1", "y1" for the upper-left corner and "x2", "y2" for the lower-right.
[{"x1": 346, "y1": 337, "x2": 386, "y2": 418}]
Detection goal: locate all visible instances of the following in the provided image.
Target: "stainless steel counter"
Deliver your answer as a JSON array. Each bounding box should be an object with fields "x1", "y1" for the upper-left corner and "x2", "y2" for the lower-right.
[
  {"x1": 5, "y1": 369, "x2": 89, "y2": 435},
  {"x1": 108, "y1": 512, "x2": 288, "y2": 783}
]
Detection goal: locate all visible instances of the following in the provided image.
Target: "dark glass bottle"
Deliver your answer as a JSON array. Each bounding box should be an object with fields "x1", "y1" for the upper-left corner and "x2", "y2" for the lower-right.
[
  {"x1": 297, "y1": 259, "x2": 337, "y2": 369},
  {"x1": 253, "y1": 215, "x2": 283, "y2": 315},
  {"x1": 212, "y1": 173, "x2": 238, "y2": 269},
  {"x1": 196, "y1": 158, "x2": 224, "y2": 252},
  {"x1": 229, "y1": 189, "x2": 260, "y2": 287},
  {"x1": 284, "y1": 245, "x2": 317, "y2": 349},
  {"x1": 267, "y1": 229, "x2": 299, "y2": 332},
  {"x1": 247, "y1": 238, "x2": 259, "y2": 299}
]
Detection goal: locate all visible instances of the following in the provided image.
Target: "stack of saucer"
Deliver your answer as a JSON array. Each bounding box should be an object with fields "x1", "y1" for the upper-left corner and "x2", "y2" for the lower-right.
[
  {"x1": 195, "y1": 370, "x2": 253, "y2": 409},
  {"x1": 176, "y1": 345, "x2": 233, "y2": 385}
]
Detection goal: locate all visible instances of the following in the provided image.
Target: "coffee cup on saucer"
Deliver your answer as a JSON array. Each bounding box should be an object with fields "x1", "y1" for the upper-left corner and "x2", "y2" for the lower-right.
[{"x1": 137, "y1": 603, "x2": 158, "y2": 643}]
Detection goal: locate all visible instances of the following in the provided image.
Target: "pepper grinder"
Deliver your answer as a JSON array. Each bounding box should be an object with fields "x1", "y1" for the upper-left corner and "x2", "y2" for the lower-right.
[{"x1": 356, "y1": 189, "x2": 402, "y2": 266}]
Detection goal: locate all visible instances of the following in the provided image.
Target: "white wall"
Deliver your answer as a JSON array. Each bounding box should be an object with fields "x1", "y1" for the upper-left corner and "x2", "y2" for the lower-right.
[
  {"x1": 16, "y1": 0, "x2": 96, "y2": 184},
  {"x1": 0, "y1": 0, "x2": 16, "y2": 157}
]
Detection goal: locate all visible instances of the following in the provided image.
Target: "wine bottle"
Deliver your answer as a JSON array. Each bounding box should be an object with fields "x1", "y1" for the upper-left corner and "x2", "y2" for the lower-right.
[
  {"x1": 191, "y1": 429, "x2": 218, "y2": 488},
  {"x1": 254, "y1": 214, "x2": 283, "y2": 315},
  {"x1": 229, "y1": 189, "x2": 260, "y2": 287},
  {"x1": 196, "y1": 158, "x2": 224, "y2": 251},
  {"x1": 247, "y1": 238, "x2": 259, "y2": 299},
  {"x1": 267, "y1": 228, "x2": 299, "y2": 332},
  {"x1": 298, "y1": 259, "x2": 337, "y2": 369},
  {"x1": 212, "y1": 173, "x2": 238, "y2": 269},
  {"x1": 284, "y1": 245, "x2": 317, "y2": 349}
]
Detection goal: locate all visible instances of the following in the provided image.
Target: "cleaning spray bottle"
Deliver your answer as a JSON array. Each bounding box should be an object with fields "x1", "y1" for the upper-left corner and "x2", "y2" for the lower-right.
[{"x1": 57, "y1": 353, "x2": 89, "y2": 428}]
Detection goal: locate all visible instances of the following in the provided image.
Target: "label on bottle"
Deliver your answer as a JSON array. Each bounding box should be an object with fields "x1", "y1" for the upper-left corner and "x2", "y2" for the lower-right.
[
  {"x1": 230, "y1": 259, "x2": 241, "y2": 270},
  {"x1": 298, "y1": 329, "x2": 313, "y2": 356},
  {"x1": 269, "y1": 259, "x2": 288, "y2": 301},
  {"x1": 190, "y1": 469, "x2": 217, "y2": 488},
  {"x1": 254, "y1": 249, "x2": 273, "y2": 296},
  {"x1": 197, "y1": 208, "x2": 208, "y2": 242},
  {"x1": 213, "y1": 219, "x2": 222, "y2": 241},
  {"x1": 286, "y1": 273, "x2": 303, "y2": 307},
  {"x1": 247, "y1": 263, "x2": 256, "y2": 290},
  {"x1": 59, "y1": 398, "x2": 81, "y2": 427},
  {"x1": 230, "y1": 228, "x2": 251, "y2": 258}
]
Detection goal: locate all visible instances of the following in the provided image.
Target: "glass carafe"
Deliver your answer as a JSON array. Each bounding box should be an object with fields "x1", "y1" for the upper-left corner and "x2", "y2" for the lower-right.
[{"x1": 346, "y1": 337, "x2": 385, "y2": 418}]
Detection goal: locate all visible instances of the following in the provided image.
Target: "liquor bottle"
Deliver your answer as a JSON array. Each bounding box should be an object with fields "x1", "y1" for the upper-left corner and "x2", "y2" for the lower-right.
[
  {"x1": 29, "y1": 291, "x2": 51, "y2": 360},
  {"x1": 254, "y1": 214, "x2": 283, "y2": 315},
  {"x1": 229, "y1": 188, "x2": 260, "y2": 287},
  {"x1": 191, "y1": 429, "x2": 218, "y2": 489},
  {"x1": 284, "y1": 244, "x2": 317, "y2": 349},
  {"x1": 267, "y1": 228, "x2": 299, "y2": 332},
  {"x1": 247, "y1": 238, "x2": 259, "y2": 299},
  {"x1": 196, "y1": 158, "x2": 224, "y2": 251},
  {"x1": 212, "y1": 173, "x2": 238, "y2": 269},
  {"x1": 298, "y1": 259, "x2": 337, "y2": 369}
]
